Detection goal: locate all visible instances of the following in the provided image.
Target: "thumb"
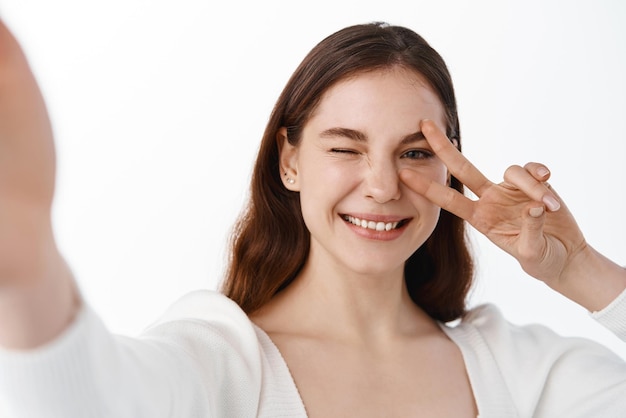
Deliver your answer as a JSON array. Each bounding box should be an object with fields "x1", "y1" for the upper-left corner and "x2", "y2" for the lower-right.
[{"x1": 517, "y1": 203, "x2": 547, "y2": 266}]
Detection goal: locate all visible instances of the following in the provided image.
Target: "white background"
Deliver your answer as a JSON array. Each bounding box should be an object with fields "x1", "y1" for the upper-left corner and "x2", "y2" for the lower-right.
[{"x1": 1, "y1": 0, "x2": 625, "y2": 359}]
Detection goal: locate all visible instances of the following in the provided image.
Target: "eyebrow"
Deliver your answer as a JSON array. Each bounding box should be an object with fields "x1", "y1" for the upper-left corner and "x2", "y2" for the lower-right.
[{"x1": 319, "y1": 127, "x2": 426, "y2": 144}]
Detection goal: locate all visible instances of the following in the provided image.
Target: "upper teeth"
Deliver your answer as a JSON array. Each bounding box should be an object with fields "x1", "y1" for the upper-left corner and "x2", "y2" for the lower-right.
[{"x1": 344, "y1": 215, "x2": 399, "y2": 231}]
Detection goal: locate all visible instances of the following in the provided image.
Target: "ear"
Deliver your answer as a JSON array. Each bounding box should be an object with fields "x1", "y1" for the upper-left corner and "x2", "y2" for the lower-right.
[{"x1": 277, "y1": 127, "x2": 300, "y2": 191}]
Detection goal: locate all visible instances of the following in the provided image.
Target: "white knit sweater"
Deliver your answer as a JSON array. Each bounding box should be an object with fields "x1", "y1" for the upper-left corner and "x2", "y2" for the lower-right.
[{"x1": 1, "y1": 289, "x2": 626, "y2": 417}]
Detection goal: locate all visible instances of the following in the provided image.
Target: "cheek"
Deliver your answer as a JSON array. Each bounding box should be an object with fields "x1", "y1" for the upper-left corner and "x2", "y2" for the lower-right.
[
  {"x1": 297, "y1": 161, "x2": 352, "y2": 215},
  {"x1": 412, "y1": 161, "x2": 448, "y2": 184},
  {"x1": 300, "y1": 158, "x2": 361, "y2": 193}
]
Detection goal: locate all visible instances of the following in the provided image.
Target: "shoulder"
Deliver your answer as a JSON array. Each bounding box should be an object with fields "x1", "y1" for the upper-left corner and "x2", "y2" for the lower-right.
[
  {"x1": 140, "y1": 290, "x2": 306, "y2": 416},
  {"x1": 143, "y1": 290, "x2": 259, "y2": 358},
  {"x1": 140, "y1": 290, "x2": 262, "y2": 383},
  {"x1": 139, "y1": 290, "x2": 267, "y2": 415},
  {"x1": 456, "y1": 304, "x2": 573, "y2": 352},
  {"x1": 150, "y1": 289, "x2": 250, "y2": 328},
  {"x1": 455, "y1": 303, "x2": 624, "y2": 370},
  {"x1": 444, "y1": 304, "x2": 626, "y2": 417}
]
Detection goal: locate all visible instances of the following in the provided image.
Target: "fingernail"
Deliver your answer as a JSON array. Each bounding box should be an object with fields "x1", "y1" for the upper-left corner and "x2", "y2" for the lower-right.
[
  {"x1": 542, "y1": 195, "x2": 560, "y2": 211},
  {"x1": 537, "y1": 167, "x2": 550, "y2": 177},
  {"x1": 529, "y1": 206, "x2": 544, "y2": 218}
]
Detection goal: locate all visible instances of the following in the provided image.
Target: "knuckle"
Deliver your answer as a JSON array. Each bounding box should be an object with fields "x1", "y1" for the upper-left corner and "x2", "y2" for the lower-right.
[
  {"x1": 441, "y1": 188, "x2": 456, "y2": 208},
  {"x1": 523, "y1": 161, "x2": 539, "y2": 170},
  {"x1": 517, "y1": 247, "x2": 536, "y2": 264},
  {"x1": 457, "y1": 157, "x2": 477, "y2": 180},
  {"x1": 503, "y1": 164, "x2": 522, "y2": 181}
]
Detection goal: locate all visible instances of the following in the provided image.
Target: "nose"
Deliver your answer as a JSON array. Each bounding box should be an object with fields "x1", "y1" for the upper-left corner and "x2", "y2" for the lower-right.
[{"x1": 364, "y1": 159, "x2": 401, "y2": 203}]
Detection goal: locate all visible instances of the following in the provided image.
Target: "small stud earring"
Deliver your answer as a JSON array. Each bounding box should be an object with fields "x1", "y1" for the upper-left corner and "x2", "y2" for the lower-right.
[{"x1": 284, "y1": 171, "x2": 295, "y2": 184}]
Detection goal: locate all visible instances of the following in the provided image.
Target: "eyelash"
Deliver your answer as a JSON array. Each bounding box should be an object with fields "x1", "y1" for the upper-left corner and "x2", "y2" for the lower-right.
[
  {"x1": 401, "y1": 149, "x2": 433, "y2": 160},
  {"x1": 330, "y1": 148, "x2": 359, "y2": 154},
  {"x1": 330, "y1": 148, "x2": 433, "y2": 160}
]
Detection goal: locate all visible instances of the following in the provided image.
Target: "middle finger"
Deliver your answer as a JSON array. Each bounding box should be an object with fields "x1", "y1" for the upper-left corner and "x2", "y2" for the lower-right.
[{"x1": 421, "y1": 119, "x2": 493, "y2": 197}]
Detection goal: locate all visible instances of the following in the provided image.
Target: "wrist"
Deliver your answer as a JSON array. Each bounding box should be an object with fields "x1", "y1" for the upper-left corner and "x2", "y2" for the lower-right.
[
  {"x1": 551, "y1": 244, "x2": 626, "y2": 312},
  {"x1": 0, "y1": 236, "x2": 79, "y2": 349}
]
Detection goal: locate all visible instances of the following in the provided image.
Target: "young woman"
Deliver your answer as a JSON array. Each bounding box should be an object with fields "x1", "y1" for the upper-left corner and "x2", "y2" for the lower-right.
[{"x1": 1, "y1": 21, "x2": 625, "y2": 418}]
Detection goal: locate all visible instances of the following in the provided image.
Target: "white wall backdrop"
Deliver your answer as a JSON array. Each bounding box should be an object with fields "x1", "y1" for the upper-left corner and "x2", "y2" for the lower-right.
[{"x1": 1, "y1": 0, "x2": 625, "y2": 358}]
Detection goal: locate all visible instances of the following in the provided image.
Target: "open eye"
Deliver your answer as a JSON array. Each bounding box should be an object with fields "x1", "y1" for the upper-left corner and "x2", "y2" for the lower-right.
[{"x1": 401, "y1": 149, "x2": 433, "y2": 160}]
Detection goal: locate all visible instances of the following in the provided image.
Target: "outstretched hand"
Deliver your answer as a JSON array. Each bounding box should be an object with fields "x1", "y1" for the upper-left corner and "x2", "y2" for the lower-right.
[
  {"x1": 400, "y1": 120, "x2": 587, "y2": 289},
  {"x1": 0, "y1": 19, "x2": 57, "y2": 275},
  {"x1": 0, "y1": 20, "x2": 76, "y2": 348}
]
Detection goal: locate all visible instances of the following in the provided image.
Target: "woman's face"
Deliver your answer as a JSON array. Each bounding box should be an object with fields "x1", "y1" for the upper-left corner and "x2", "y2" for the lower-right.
[{"x1": 280, "y1": 67, "x2": 448, "y2": 278}]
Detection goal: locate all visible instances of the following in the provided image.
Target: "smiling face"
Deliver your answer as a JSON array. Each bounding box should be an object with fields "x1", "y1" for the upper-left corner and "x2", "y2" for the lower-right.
[{"x1": 279, "y1": 67, "x2": 448, "y2": 279}]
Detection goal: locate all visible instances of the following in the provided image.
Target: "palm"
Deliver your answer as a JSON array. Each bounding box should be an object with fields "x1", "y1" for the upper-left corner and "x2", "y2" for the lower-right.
[{"x1": 470, "y1": 181, "x2": 583, "y2": 281}]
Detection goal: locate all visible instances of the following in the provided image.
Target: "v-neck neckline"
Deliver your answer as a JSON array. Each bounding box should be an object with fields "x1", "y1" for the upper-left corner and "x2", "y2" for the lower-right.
[
  {"x1": 252, "y1": 320, "x2": 516, "y2": 418},
  {"x1": 252, "y1": 323, "x2": 309, "y2": 417},
  {"x1": 439, "y1": 320, "x2": 519, "y2": 417}
]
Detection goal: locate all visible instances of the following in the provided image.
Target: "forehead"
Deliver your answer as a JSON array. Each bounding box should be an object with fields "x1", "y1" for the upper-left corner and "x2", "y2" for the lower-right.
[{"x1": 307, "y1": 67, "x2": 446, "y2": 133}]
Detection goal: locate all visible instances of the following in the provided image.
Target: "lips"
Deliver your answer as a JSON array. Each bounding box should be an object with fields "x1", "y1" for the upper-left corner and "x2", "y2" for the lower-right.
[{"x1": 341, "y1": 214, "x2": 410, "y2": 231}]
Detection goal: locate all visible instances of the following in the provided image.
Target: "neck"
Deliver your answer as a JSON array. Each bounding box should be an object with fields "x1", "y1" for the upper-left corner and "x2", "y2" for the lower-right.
[{"x1": 254, "y1": 255, "x2": 437, "y2": 344}]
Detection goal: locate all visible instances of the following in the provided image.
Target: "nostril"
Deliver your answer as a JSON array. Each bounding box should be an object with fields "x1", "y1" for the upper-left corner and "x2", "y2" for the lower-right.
[{"x1": 365, "y1": 175, "x2": 401, "y2": 203}]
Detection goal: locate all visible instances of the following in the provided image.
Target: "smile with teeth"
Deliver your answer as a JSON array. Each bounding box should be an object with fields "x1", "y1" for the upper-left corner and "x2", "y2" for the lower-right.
[{"x1": 342, "y1": 215, "x2": 408, "y2": 231}]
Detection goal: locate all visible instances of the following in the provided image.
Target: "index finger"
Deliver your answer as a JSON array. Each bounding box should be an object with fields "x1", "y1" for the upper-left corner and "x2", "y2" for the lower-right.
[{"x1": 421, "y1": 119, "x2": 492, "y2": 197}]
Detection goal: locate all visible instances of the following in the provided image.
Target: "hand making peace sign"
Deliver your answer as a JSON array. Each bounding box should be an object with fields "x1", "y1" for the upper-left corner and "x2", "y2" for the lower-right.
[{"x1": 400, "y1": 120, "x2": 594, "y2": 300}]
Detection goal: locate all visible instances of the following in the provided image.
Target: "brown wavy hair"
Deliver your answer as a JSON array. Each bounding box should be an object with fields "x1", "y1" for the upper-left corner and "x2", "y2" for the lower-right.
[{"x1": 221, "y1": 22, "x2": 473, "y2": 322}]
